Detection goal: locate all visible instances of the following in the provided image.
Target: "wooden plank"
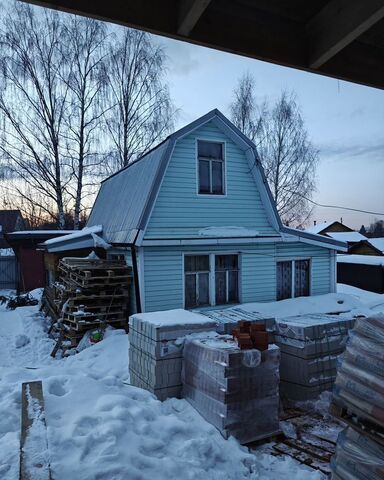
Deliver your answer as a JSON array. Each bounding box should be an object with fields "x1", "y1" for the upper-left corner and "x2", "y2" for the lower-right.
[
  {"x1": 20, "y1": 381, "x2": 51, "y2": 480},
  {"x1": 307, "y1": 0, "x2": 384, "y2": 68}
]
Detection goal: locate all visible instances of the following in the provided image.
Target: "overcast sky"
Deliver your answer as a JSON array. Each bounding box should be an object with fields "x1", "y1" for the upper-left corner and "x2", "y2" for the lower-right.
[{"x1": 157, "y1": 35, "x2": 384, "y2": 231}]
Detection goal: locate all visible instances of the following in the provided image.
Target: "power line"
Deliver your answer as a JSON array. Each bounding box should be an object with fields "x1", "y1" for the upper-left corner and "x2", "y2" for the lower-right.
[{"x1": 283, "y1": 189, "x2": 384, "y2": 216}]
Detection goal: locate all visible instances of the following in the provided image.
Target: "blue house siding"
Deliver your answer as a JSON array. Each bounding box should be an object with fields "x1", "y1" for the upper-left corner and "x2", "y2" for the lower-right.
[
  {"x1": 145, "y1": 121, "x2": 277, "y2": 239},
  {"x1": 142, "y1": 242, "x2": 333, "y2": 312}
]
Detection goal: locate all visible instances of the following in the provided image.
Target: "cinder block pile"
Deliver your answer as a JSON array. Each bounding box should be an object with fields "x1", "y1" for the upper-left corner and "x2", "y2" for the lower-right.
[
  {"x1": 128, "y1": 309, "x2": 216, "y2": 401},
  {"x1": 274, "y1": 314, "x2": 355, "y2": 401},
  {"x1": 330, "y1": 314, "x2": 384, "y2": 479},
  {"x1": 331, "y1": 427, "x2": 384, "y2": 480},
  {"x1": 182, "y1": 331, "x2": 280, "y2": 444}
]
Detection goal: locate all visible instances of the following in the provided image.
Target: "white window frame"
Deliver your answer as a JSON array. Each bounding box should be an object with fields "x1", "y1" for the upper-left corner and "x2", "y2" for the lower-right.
[
  {"x1": 276, "y1": 258, "x2": 312, "y2": 299},
  {"x1": 195, "y1": 139, "x2": 227, "y2": 197},
  {"x1": 183, "y1": 252, "x2": 241, "y2": 309}
]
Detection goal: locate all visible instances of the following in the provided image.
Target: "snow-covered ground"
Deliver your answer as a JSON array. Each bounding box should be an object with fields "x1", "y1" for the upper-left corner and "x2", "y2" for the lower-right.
[{"x1": 1, "y1": 286, "x2": 383, "y2": 480}]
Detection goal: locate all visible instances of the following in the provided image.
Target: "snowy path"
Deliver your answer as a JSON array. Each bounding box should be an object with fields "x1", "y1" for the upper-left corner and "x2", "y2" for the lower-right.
[{"x1": 0, "y1": 303, "x2": 329, "y2": 480}]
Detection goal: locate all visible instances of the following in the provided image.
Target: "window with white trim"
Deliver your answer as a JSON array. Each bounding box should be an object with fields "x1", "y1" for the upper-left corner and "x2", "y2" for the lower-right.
[
  {"x1": 184, "y1": 254, "x2": 239, "y2": 308},
  {"x1": 184, "y1": 255, "x2": 210, "y2": 308},
  {"x1": 198, "y1": 140, "x2": 225, "y2": 195},
  {"x1": 277, "y1": 259, "x2": 310, "y2": 300},
  {"x1": 215, "y1": 255, "x2": 239, "y2": 305}
]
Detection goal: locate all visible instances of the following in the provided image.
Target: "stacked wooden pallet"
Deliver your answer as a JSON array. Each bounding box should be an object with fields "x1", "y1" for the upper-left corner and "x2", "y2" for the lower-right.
[
  {"x1": 330, "y1": 314, "x2": 384, "y2": 479},
  {"x1": 43, "y1": 257, "x2": 131, "y2": 352}
]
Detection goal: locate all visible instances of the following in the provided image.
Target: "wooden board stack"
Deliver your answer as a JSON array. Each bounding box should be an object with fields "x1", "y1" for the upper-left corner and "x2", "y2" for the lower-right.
[
  {"x1": 43, "y1": 257, "x2": 131, "y2": 350},
  {"x1": 330, "y1": 314, "x2": 384, "y2": 479}
]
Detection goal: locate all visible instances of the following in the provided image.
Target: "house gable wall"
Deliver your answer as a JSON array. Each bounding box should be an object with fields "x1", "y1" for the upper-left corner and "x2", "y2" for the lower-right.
[{"x1": 144, "y1": 120, "x2": 277, "y2": 239}]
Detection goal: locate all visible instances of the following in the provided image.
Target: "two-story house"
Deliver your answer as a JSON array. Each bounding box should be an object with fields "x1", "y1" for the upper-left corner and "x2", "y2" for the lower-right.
[{"x1": 56, "y1": 110, "x2": 346, "y2": 313}]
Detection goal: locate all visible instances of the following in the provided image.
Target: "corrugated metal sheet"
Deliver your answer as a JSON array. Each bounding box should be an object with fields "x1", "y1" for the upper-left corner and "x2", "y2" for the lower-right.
[{"x1": 87, "y1": 141, "x2": 170, "y2": 244}]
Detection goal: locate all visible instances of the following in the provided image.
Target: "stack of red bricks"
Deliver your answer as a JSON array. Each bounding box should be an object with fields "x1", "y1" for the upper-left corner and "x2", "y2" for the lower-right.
[{"x1": 232, "y1": 320, "x2": 269, "y2": 351}]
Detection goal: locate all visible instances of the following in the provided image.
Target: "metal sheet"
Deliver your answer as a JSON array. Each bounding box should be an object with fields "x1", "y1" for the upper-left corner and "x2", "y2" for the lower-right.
[{"x1": 87, "y1": 141, "x2": 169, "y2": 244}]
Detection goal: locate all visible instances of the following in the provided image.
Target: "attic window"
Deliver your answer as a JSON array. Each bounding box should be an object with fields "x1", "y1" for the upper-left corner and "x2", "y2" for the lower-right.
[{"x1": 198, "y1": 140, "x2": 224, "y2": 195}]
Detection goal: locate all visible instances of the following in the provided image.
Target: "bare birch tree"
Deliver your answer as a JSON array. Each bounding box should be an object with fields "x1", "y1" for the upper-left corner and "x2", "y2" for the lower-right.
[
  {"x1": 230, "y1": 75, "x2": 318, "y2": 227},
  {"x1": 61, "y1": 16, "x2": 109, "y2": 228},
  {"x1": 0, "y1": 3, "x2": 70, "y2": 227},
  {"x1": 105, "y1": 29, "x2": 175, "y2": 170},
  {"x1": 230, "y1": 73, "x2": 264, "y2": 142}
]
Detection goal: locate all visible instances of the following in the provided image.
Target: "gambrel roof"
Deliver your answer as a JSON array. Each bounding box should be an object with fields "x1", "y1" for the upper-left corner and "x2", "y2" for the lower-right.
[{"x1": 87, "y1": 109, "x2": 346, "y2": 251}]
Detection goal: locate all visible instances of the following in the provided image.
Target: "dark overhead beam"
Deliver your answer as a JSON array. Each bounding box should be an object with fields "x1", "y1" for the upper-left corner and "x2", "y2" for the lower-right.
[
  {"x1": 307, "y1": 0, "x2": 384, "y2": 69},
  {"x1": 177, "y1": 0, "x2": 212, "y2": 36}
]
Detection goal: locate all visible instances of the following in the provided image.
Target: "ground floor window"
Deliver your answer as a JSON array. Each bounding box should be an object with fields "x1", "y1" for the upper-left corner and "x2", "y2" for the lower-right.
[
  {"x1": 215, "y1": 255, "x2": 239, "y2": 305},
  {"x1": 277, "y1": 259, "x2": 310, "y2": 300},
  {"x1": 184, "y1": 253, "x2": 239, "y2": 308}
]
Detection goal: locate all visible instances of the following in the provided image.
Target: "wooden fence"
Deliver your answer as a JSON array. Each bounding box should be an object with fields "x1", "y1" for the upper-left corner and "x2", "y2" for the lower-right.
[{"x1": 0, "y1": 255, "x2": 17, "y2": 290}]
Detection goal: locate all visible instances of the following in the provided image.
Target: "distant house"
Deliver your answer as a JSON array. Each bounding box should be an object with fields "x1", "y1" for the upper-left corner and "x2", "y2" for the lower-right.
[
  {"x1": 45, "y1": 110, "x2": 346, "y2": 313},
  {"x1": 306, "y1": 221, "x2": 381, "y2": 256},
  {"x1": 368, "y1": 238, "x2": 384, "y2": 255},
  {"x1": 0, "y1": 210, "x2": 25, "y2": 249}
]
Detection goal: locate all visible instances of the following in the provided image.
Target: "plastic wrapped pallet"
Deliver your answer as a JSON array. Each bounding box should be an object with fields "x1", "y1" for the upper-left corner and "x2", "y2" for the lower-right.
[
  {"x1": 128, "y1": 309, "x2": 216, "y2": 401},
  {"x1": 182, "y1": 332, "x2": 280, "y2": 444},
  {"x1": 331, "y1": 427, "x2": 384, "y2": 480},
  {"x1": 273, "y1": 314, "x2": 355, "y2": 401},
  {"x1": 332, "y1": 314, "x2": 384, "y2": 428}
]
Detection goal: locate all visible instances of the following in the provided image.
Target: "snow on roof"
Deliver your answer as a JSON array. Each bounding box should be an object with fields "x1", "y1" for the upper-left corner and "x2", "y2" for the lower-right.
[
  {"x1": 370, "y1": 238, "x2": 384, "y2": 253},
  {"x1": 225, "y1": 292, "x2": 366, "y2": 320},
  {"x1": 337, "y1": 254, "x2": 384, "y2": 266},
  {"x1": 10, "y1": 230, "x2": 76, "y2": 235},
  {"x1": 43, "y1": 225, "x2": 102, "y2": 245},
  {"x1": 305, "y1": 222, "x2": 330, "y2": 234},
  {"x1": 327, "y1": 231, "x2": 367, "y2": 242}
]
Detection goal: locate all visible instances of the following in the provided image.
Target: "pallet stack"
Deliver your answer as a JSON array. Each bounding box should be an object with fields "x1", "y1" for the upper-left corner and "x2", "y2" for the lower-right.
[
  {"x1": 47, "y1": 257, "x2": 131, "y2": 348},
  {"x1": 182, "y1": 333, "x2": 280, "y2": 444},
  {"x1": 330, "y1": 314, "x2": 384, "y2": 479},
  {"x1": 274, "y1": 314, "x2": 355, "y2": 401},
  {"x1": 128, "y1": 309, "x2": 216, "y2": 401}
]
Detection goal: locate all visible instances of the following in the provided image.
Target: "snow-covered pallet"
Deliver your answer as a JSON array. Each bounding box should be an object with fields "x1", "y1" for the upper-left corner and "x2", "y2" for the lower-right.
[{"x1": 253, "y1": 407, "x2": 344, "y2": 478}]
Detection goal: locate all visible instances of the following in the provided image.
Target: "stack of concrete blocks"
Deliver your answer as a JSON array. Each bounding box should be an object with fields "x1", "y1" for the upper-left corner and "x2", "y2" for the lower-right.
[
  {"x1": 331, "y1": 427, "x2": 384, "y2": 480},
  {"x1": 274, "y1": 314, "x2": 355, "y2": 401},
  {"x1": 129, "y1": 309, "x2": 216, "y2": 401},
  {"x1": 331, "y1": 315, "x2": 384, "y2": 479},
  {"x1": 333, "y1": 314, "x2": 384, "y2": 429},
  {"x1": 200, "y1": 306, "x2": 275, "y2": 335},
  {"x1": 182, "y1": 333, "x2": 280, "y2": 444}
]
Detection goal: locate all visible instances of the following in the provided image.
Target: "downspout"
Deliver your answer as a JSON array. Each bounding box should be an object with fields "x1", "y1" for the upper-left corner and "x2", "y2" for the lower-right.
[{"x1": 130, "y1": 240, "x2": 142, "y2": 314}]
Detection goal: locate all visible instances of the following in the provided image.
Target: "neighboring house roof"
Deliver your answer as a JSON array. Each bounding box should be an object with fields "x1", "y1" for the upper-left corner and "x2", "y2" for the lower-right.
[
  {"x1": 327, "y1": 231, "x2": 367, "y2": 243},
  {"x1": 87, "y1": 109, "x2": 346, "y2": 251},
  {"x1": 370, "y1": 238, "x2": 384, "y2": 253},
  {"x1": 0, "y1": 209, "x2": 25, "y2": 248},
  {"x1": 0, "y1": 209, "x2": 24, "y2": 233},
  {"x1": 305, "y1": 221, "x2": 353, "y2": 236},
  {"x1": 305, "y1": 221, "x2": 330, "y2": 235},
  {"x1": 337, "y1": 254, "x2": 384, "y2": 266}
]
